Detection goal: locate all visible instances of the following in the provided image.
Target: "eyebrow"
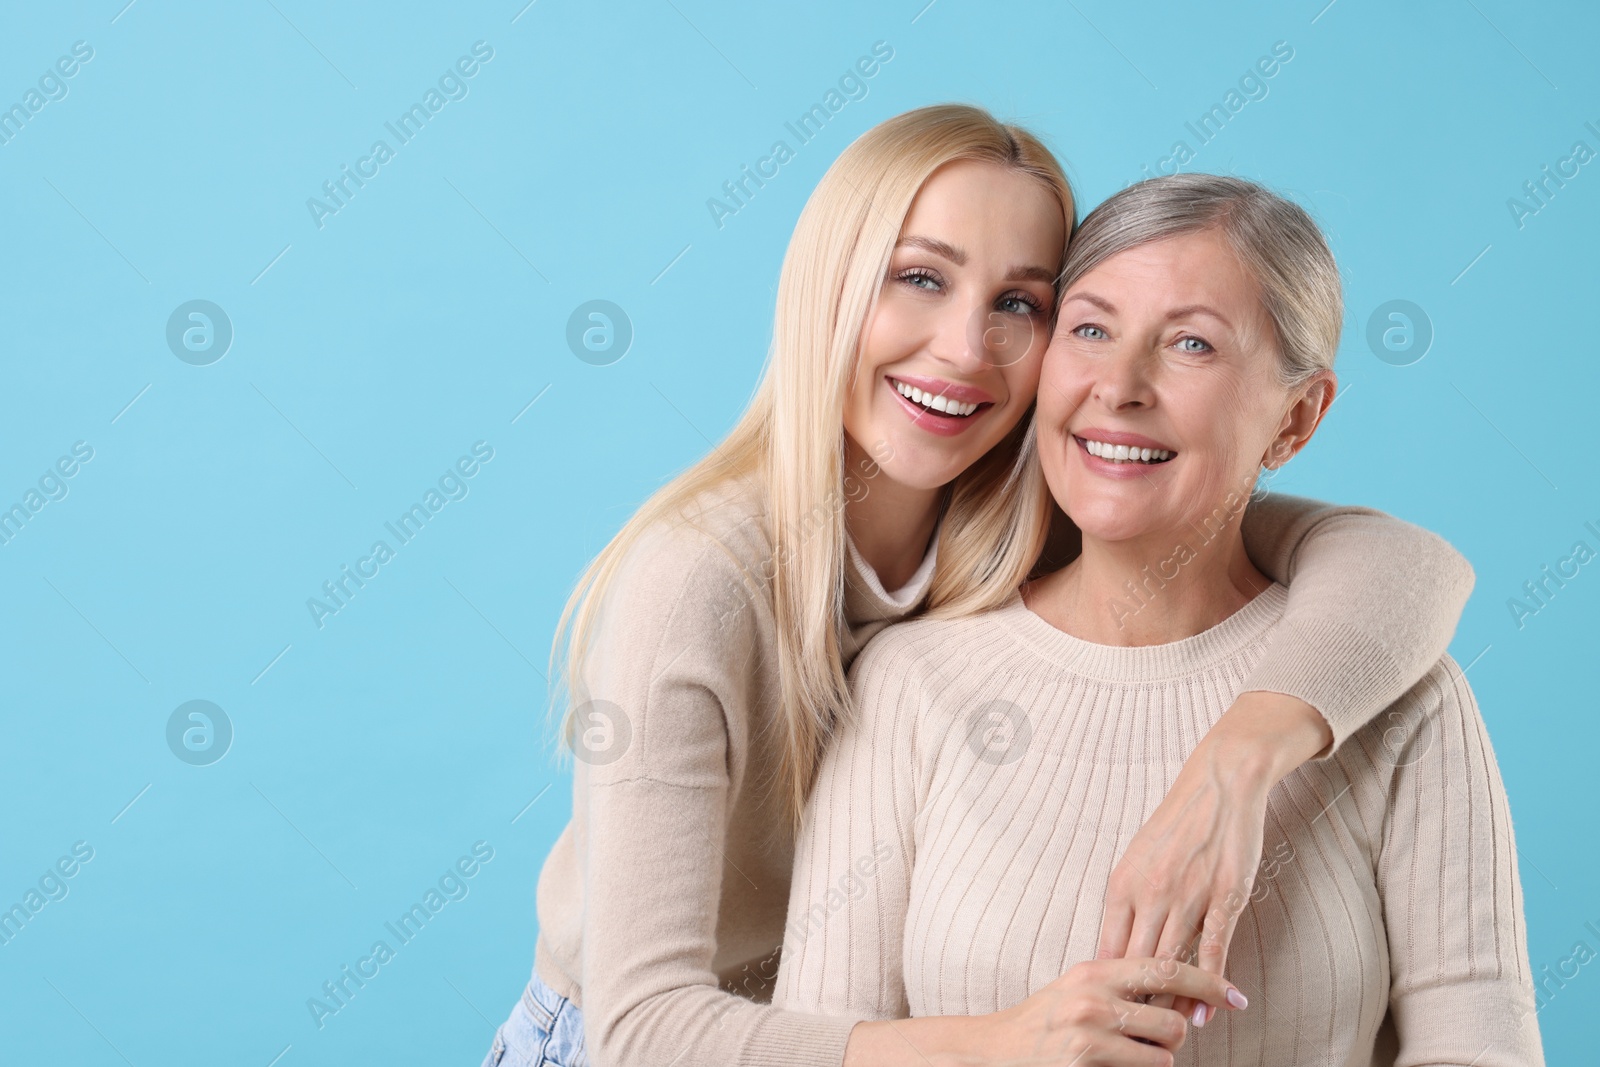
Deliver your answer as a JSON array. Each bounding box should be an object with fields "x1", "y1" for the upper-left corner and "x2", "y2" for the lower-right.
[
  {"x1": 895, "y1": 234, "x2": 1058, "y2": 286},
  {"x1": 897, "y1": 235, "x2": 964, "y2": 263},
  {"x1": 1062, "y1": 291, "x2": 1235, "y2": 329}
]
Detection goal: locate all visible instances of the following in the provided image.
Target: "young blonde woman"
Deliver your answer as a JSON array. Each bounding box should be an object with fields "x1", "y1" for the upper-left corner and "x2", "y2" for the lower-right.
[
  {"x1": 479, "y1": 106, "x2": 1476, "y2": 1067},
  {"x1": 773, "y1": 173, "x2": 1541, "y2": 1066}
]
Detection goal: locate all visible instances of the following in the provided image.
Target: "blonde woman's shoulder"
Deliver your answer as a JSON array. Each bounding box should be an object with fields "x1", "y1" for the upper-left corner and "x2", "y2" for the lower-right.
[{"x1": 607, "y1": 476, "x2": 777, "y2": 624}]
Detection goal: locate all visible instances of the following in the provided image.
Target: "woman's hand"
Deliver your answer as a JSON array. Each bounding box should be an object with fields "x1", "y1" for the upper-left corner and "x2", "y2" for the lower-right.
[
  {"x1": 845, "y1": 957, "x2": 1247, "y2": 1067},
  {"x1": 1094, "y1": 690, "x2": 1333, "y2": 1023}
]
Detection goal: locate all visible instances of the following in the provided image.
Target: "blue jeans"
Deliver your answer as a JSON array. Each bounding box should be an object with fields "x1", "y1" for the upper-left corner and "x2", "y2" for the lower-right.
[{"x1": 480, "y1": 970, "x2": 589, "y2": 1067}]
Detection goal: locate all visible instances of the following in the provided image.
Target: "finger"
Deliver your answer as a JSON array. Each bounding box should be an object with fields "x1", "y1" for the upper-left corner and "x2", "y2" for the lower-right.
[
  {"x1": 1050, "y1": 1030, "x2": 1182, "y2": 1067},
  {"x1": 1169, "y1": 992, "x2": 1196, "y2": 1030},
  {"x1": 1155, "y1": 904, "x2": 1203, "y2": 969},
  {"x1": 1107, "y1": 1000, "x2": 1189, "y2": 1050},
  {"x1": 1154, "y1": 909, "x2": 1203, "y2": 1027},
  {"x1": 1122, "y1": 905, "x2": 1168, "y2": 962},
  {"x1": 1196, "y1": 895, "x2": 1240, "y2": 978},
  {"x1": 1096, "y1": 895, "x2": 1136, "y2": 961},
  {"x1": 1103, "y1": 957, "x2": 1246, "y2": 1012}
]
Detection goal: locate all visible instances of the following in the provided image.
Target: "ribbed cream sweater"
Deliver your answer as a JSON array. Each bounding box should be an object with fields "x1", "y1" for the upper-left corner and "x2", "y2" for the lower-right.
[
  {"x1": 773, "y1": 583, "x2": 1543, "y2": 1066},
  {"x1": 530, "y1": 478, "x2": 1476, "y2": 1067}
]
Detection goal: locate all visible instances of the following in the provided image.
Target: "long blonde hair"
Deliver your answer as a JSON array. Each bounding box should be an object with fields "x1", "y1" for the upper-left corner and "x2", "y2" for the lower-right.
[{"x1": 551, "y1": 104, "x2": 1076, "y2": 829}]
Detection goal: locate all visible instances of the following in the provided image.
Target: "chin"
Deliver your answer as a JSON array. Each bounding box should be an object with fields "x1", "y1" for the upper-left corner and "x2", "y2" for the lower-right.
[
  {"x1": 869, "y1": 434, "x2": 964, "y2": 488},
  {"x1": 879, "y1": 453, "x2": 963, "y2": 492},
  {"x1": 1063, "y1": 497, "x2": 1167, "y2": 544},
  {"x1": 1069, "y1": 518, "x2": 1157, "y2": 545}
]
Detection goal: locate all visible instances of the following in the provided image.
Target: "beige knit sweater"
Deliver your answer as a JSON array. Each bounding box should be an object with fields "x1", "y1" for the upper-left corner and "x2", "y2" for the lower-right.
[
  {"x1": 530, "y1": 477, "x2": 1476, "y2": 1067},
  {"x1": 773, "y1": 583, "x2": 1543, "y2": 1066}
]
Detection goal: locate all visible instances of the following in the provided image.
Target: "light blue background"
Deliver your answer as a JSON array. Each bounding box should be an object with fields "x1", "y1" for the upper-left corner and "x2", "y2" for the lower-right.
[{"x1": 2, "y1": 1, "x2": 1595, "y2": 1063}]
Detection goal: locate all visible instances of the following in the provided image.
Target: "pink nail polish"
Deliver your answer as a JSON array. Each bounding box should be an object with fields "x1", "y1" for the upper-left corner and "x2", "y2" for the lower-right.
[
  {"x1": 1226, "y1": 987, "x2": 1248, "y2": 1010},
  {"x1": 1191, "y1": 1003, "x2": 1207, "y2": 1028}
]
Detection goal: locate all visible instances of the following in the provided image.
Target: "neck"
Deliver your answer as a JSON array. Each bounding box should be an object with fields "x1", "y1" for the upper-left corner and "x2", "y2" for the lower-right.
[
  {"x1": 1025, "y1": 512, "x2": 1272, "y2": 647},
  {"x1": 842, "y1": 436, "x2": 943, "y2": 593}
]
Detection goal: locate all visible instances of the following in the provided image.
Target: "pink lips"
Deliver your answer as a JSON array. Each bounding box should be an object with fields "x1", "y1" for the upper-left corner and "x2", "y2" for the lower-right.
[
  {"x1": 889, "y1": 373, "x2": 995, "y2": 406},
  {"x1": 1073, "y1": 428, "x2": 1174, "y2": 452},
  {"x1": 1072, "y1": 428, "x2": 1177, "y2": 479},
  {"x1": 886, "y1": 375, "x2": 995, "y2": 438}
]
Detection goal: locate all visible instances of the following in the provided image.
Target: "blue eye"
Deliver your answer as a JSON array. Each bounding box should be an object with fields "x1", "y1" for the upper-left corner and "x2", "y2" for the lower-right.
[
  {"x1": 1176, "y1": 335, "x2": 1213, "y2": 353},
  {"x1": 1074, "y1": 324, "x2": 1107, "y2": 340},
  {"x1": 998, "y1": 292, "x2": 1044, "y2": 315},
  {"x1": 897, "y1": 268, "x2": 942, "y2": 291}
]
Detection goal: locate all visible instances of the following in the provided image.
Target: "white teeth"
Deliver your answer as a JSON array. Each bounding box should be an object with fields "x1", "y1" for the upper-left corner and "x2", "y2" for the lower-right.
[
  {"x1": 893, "y1": 379, "x2": 978, "y2": 417},
  {"x1": 1082, "y1": 438, "x2": 1172, "y2": 463}
]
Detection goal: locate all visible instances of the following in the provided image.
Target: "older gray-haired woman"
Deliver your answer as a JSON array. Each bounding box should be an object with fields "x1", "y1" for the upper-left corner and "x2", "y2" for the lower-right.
[{"x1": 773, "y1": 174, "x2": 1543, "y2": 1067}]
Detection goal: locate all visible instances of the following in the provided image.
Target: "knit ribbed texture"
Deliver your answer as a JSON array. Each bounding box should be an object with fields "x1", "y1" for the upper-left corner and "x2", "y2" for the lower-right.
[
  {"x1": 773, "y1": 585, "x2": 1543, "y2": 1066},
  {"x1": 1237, "y1": 494, "x2": 1476, "y2": 749},
  {"x1": 527, "y1": 479, "x2": 1478, "y2": 1067}
]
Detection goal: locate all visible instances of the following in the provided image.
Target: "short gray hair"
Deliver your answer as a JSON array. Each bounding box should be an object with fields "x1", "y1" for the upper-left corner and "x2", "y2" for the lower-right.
[{"x1": 1059, "y1": 173, "x2": 1341, "y2": 387}]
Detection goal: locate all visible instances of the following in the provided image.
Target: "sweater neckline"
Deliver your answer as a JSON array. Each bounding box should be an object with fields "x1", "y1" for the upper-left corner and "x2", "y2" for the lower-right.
[
  {"x1": 993, "y1": 580, "x2": 1288, "y2": 682},
  {"x1": 845, "y1": 517, "x2": 942, "y2": 618}
]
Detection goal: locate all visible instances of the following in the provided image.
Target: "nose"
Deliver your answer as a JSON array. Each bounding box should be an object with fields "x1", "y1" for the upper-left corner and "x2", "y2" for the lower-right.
[
  {"x1": 1092, "y1": 344, "x2": 1156, "y2": 411},
  {"x1": 926, "y1": 296, "x2": 992, "y2": 374}
]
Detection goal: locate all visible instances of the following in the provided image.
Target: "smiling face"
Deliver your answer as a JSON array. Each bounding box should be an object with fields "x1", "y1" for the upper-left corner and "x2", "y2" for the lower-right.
[
  {"x1": 843, "y1": 158, "x2": 1066, "y2": 491},
  {"x1": 1037, "y1": 226, "x2": 1333, "y2": 547}
]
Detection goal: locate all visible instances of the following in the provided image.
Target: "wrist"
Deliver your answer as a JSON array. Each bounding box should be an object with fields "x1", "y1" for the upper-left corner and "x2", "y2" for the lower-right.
[
  {"x1": 1204, "y1": 690, "x2": 1333, "y2": 785},
  {"x1": 845, "y1": 1016, "x2": 982, "y2": 1067}
]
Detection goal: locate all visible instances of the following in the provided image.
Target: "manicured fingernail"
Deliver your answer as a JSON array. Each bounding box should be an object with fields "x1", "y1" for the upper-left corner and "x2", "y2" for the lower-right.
[
  {"x1": 1226, "y1": 987, "x2": 1248, "y2": 1010},
  {"x1": 1191, "y1": 1003, "x2": 1207, "y2": 1028}
]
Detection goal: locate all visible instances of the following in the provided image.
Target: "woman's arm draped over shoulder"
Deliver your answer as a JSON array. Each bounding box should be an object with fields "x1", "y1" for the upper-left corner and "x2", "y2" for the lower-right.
[
  {"x1": 1095, "y1": 493, "x2": 1478, "y2": 1002},
  {"x1": 1365, "y1": 661, "x2": 1544, "y2": 1065},
  {"x1": 773, "y1": 629, "x2": 923, "y2": 1021},
  {"x1": 1239, "y1": 492, "x2": 1475, "y2": 749},
  {"x1": 575, "y1": 523, "x2": 860, "y2": 1067}
]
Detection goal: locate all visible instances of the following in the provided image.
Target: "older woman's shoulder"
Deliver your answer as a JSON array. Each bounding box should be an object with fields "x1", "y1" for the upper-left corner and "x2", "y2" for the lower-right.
[
  {"x1": 849, "y1": 609, "x2": 1000, "y2": 680},
  {"x1": 1342, "y1": 653, "x2": 1493, "y2": 773}
]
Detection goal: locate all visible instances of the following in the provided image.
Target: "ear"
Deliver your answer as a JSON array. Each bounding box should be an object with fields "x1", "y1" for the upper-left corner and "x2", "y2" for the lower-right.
[{"x1": 1263, "y1": 370, "x2": 1336, "y2": 470}]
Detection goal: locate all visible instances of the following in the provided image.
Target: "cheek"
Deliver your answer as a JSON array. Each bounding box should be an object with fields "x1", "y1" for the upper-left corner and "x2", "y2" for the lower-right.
[
  {"x1": 1035, "y1": 349, "x2": 1089, "y2": 427},
  {"x1": 1001, "y1": 329, "x2": 1049, "y2": 399},
  {"x1": 848, "y1": 311, "x2": 895, "y2": 410},
  {"x1": 1170, "y1": 381, "x2": 1280, "y2": 483},
  {"x1": 860, "y1": 292, "x2": 923, "y2": 360}
]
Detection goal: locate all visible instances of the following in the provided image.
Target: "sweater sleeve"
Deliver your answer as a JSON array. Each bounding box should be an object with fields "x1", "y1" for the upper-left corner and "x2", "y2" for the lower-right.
[
  {"x1": 573, "y1": 525, "x2": 861, "y2": 1067},
  {"x1": 773, "y1": 630, "x2": 925, "y2": 1020},
  {"x1": 1363, "y1": 659, "x2": 1544, "y2": 1066},
  {"x1": 1237, "y1": 492, "x2": 1475, "y2": 751}
]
